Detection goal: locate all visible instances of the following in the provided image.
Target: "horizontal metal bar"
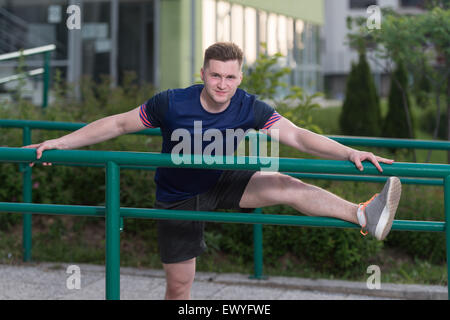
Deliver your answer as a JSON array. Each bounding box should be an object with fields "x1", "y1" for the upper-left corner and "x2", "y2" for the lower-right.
[
  {"x1": 0, "y1": 202, "x2": 105, "y2": 217},
  {"x1": 0, "y1": 202, "x2": 444, "y2": 232},
  {"x1": 0, "y1": 68, "x2": 44, "y2": 85},
  {"x1": 0, "y1": 119, "x2": 161, "y2": 136},
  {"x1": 4, "y1": 119, "x2": 450, "y2": 150},
  {"x1": 2, "y1": 147, "x2": 450, "y2": 178},
  {"x1": 120, "y1": 208, "x2": 445, "y2": 232},
  {"x1": 2, "y1": 119, "x2": 450, "y2": 150},
  {"x1": 289, "y1": 173, "x2": 443, "y2": 186},
  {"x1": 12, "y1": 162, "x2": 444, "y2": 185},
  {"x1": 328, "y1": 135, "x2": 450, "y2": 150},
  {"x1": 0, "y1": 44, "x2": 56, "y2": 61}
]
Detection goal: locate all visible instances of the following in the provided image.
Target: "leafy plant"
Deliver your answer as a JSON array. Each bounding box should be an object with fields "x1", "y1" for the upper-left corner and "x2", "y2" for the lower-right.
[
  {"x1": 240, "y1": 44, "x2": 323, "y2": 133},
  {"x1": 347, "y1": 7, "x2": 450, "y2": 161}
]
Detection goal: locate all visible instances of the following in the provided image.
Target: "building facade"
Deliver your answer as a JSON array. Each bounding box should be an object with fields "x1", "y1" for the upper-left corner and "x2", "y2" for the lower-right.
[
  {"x1": 322, "y1": 0, "x2": 426, "y2": 100},
  {"x1": 0, "y1": 0, "x2": 324, "y2": 99}
]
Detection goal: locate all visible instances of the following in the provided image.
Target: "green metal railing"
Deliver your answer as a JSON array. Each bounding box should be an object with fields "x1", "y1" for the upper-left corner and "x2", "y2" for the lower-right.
[
  {"x1": 0, "y1": 119, "x2": 449, "y2": 299},
  {"x1": 0, "y1": 44, "x2": 55, "y2": 108},
  {"x1": 0, "y1": 147, "x2": 448, "y2": 300}
]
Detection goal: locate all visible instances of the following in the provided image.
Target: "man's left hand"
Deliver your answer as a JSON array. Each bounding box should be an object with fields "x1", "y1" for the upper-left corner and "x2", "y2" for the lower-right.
[{"x1": 348, "y1": 151, "x2": 394, "y2": 173}]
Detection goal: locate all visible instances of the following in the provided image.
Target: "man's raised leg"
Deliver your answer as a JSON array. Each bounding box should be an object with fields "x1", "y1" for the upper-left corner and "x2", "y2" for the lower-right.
[
  {"x1": 239, "y1": 172, "x2": 359, "y2": 224},
  {"x1": 239, "y1": 172, "x2": 401, "y2": 240}
]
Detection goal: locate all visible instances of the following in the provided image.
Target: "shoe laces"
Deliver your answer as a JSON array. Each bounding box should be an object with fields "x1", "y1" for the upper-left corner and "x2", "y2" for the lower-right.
[{"x1": 358, "y1": 193, "x2": 379, "y2": 236}]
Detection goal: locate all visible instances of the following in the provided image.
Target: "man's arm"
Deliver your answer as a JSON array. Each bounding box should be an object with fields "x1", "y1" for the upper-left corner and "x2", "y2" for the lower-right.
[
  {"x1": 266, "y1": 116, "x2": 393, "y2": 172},
  {"x1": 24, "y1": 106, "x2": 146, "y2": 164}
]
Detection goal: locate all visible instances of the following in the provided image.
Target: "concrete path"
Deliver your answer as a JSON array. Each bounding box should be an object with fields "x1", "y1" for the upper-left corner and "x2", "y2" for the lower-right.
[{"x1": 0, "y1": 262, "x2": 447, "y2": 300}]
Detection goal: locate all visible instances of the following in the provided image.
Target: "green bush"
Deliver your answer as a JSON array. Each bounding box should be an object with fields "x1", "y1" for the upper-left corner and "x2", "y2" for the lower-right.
[
  {"x1": 414, "y1": 72, "x2": 432, "y2": 110},
  {"x1": 383, "y1": 62, "x2": 415, "y2": 139},
  {"x1": 339, "y1": 52, "x2": 382, "y2": 137},
  {"x1": 0, "y1": 163, "x2": 22, "y2": 231},
  {"x1": 420, "y1": 105, "x2": 447, "y2": 140},
  {"x1": 0, "y1": 71, "x2": 160, "y2": 262},
  {"x1": 385, "y1": 185, "x2": 446, "y2": 264}
]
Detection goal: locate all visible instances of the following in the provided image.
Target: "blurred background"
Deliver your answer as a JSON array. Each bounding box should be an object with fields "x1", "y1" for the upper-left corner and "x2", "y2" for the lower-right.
[{"x1": 0, "y1": 0, "x2": 429, "y2": 104}]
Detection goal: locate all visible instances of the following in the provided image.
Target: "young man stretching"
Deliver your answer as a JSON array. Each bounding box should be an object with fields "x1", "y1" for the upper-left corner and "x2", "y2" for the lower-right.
[{"x1": 26, "y1": 42, "x2": 401, "y2": 300}]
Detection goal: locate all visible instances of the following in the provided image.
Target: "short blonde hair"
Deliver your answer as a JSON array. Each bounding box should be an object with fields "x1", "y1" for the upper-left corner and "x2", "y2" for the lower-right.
[{"x1": 203, "y1": 42, "x2": 243, "y2": 68}]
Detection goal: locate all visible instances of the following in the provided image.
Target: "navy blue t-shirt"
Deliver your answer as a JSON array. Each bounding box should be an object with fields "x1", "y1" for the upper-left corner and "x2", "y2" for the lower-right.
[{"x1": 139, "y1": 84, "x2": 281, "y2": 202}]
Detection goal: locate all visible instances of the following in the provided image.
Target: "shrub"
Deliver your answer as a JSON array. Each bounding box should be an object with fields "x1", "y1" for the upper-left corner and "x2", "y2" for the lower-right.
[
  {"x1": 420, "y1": 105, "x2": 447, "y2": 140},
  {"x1": 383, "y1": 62, "x2": 414, "y2": 139},
  {"x1": 385, "y1": 185, "x2": 446, "y2": 264},
  {"x1": 339, "y1": 52, "x2": 382, "y2": 137}
]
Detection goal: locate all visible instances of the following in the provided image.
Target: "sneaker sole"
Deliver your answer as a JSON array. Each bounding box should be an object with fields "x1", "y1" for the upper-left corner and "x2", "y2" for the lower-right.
[{"x1": 374, "y1": 177, "x2": 402, "y2": 240}]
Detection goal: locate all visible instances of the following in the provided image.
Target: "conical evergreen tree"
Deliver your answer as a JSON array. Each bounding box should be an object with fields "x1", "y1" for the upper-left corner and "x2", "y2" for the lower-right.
[
  {"x1": 383, "y1": 62, "x2": 414, "y2": 139},
  {"x1": 340, "y1": 52, "x2": 382, "y2": 137}
]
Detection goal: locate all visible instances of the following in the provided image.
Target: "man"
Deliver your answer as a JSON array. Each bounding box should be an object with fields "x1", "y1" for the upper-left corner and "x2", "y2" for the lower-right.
[{"x1": 25, "y1": 42, "x2": 401, "y2": 300}]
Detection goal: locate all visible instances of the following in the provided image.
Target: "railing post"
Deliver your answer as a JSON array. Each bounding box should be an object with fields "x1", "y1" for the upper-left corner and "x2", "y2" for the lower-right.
[
  {"x1": 249, "y1": 132, "x2": 265, "y2": 280},
  {"x1": 250, "y1": 208, "x2": 266, "y2": 280},
  {"x1": 444, "y1": 176, "x2": 450, "y2": 299},
  {"x1": 22, "y1": 126, "x2": 32, "y2": 262},
  {"x1": 42, "y1": 51, "x2": 50, "y2": 108},
  {"x1": 105, "y1": 161, "x2": 120, "y2": 300}
]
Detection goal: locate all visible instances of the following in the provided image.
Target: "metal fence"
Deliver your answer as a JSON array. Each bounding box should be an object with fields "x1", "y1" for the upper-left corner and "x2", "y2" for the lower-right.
[
  {"x1": 0, "y1": 119, "x2": 448, "y2": 300},
  {"x1": 0, "y1": 45, "x2": 55, "y2": 108}
]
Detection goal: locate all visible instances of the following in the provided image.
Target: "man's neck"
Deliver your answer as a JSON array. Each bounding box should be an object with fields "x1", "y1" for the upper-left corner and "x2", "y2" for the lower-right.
[{"x1": 200, "y1": 88, "x2": 230, "y2": 113}]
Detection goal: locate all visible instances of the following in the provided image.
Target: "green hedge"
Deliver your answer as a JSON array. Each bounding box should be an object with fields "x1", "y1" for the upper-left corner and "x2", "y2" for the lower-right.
[{"x1": 0, "y1": 70, "x2": 447, "y2": 278}]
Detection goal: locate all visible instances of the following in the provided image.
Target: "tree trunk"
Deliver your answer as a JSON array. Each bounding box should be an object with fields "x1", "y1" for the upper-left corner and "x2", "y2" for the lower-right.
[
  {"x1": 426, "y1": 88, "x2": 442, "y2": 163},
  {"x1": 392, "y1": 76, "x2": 417, "y2": 162},
  {"x1": 447, "y1": 74, "x2": 450, "y2": 163}
]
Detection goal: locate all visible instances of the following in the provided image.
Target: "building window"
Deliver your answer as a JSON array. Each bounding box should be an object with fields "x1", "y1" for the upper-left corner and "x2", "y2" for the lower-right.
[
  {"x1": 201, "y1": 0, "x2": 322, "y2": 94},
  {"x1": 349, "y1": 0, "x2": 378, "y2": 9},
  {"x1": 400, "y1": 0, "x2": 425, "y2": 8},
  {"x1": 244, "y1": 7, "x2": 257, "y2": 64},
  {"x1": 216, "y1": 1, "x2": 231, "y2": 42},
  {"x1": 231, "y1": 4, "x2": 243, "y2": 50}
]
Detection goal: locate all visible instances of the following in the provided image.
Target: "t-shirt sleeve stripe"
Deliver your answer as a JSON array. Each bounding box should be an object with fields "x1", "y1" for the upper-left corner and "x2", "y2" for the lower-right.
[
  {"x1": 139, "y1": 104, "x2": 156, "y2": 128},
  {"x1": 262, "y1": 111, "x2": 282, "y2": 129}
]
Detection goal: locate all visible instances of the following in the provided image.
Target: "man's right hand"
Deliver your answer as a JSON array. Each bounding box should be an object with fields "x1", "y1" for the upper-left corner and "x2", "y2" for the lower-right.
[{"x1": 22, "y1": 139, "x2": 63, "y2": 167}]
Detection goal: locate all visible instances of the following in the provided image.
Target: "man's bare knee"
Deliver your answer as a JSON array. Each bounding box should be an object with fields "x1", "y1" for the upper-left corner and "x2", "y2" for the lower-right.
[
  {"x1": 163, "y1": 258, "x2": 196, "y2": 300},
  {"x1": 166, "y1": 277, "x2": 193, "y2": 299}
]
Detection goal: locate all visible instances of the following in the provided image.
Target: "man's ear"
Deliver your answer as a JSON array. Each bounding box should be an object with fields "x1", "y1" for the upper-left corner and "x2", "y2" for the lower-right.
[
  {"x1": 238, "y1": 71, "x2": 243, "y2": 85},
  {"x1": 200, "y1": 67, "x2": 205, "y2": 81}
]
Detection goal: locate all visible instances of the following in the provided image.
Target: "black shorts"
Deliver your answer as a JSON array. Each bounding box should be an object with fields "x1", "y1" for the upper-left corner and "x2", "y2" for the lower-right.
[{"x1": 154, "y1": 170, "x2": 257, "y2": 264}]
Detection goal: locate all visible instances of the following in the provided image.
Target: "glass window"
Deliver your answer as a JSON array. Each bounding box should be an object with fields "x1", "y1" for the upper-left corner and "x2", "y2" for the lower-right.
[
  {"x1": 258, "y1": 10, "x2": 267, "y2": 54},
  {"x1": 217, "y1": 1, "x2": 230, "y2": 42},
  {"x1": 294, "y1": 19, "x2": 304, "y2": 65},
  {"x1": 286, "y1": 17, "x2": 294, "y2": 65},
  {"x1": 349, "y1": 0, "x2": 377, "y2": 9},
  {"x1": 400, "y1": 0, "x2": 425, "y2": 8},
  {"x1": 202, "y1": 0, "x2": 216, "y2": 50},
  {"x1": 82, "y1": 1, "x2": 111, "y2": 82},
  {"x1": 200, "y1": 1, "x2": 322, "y2": 94},
  {"x1": 266, "y1": 13, "x2": 277, "y2": 56},
  {"x1": 277, "y1": 15, "x2": 288, "y2": 57},
  {"x1": 231, "y1": 4, "x2": 243, "y2": 49},
  {"x1": 244, "y1": 7, "x2": 257, "y2": 64}
]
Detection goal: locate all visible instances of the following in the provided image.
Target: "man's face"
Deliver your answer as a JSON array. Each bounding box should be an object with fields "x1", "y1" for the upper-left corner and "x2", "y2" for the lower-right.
[{"x1": 200, "y1": 59, "x2": 243, "y2": 107}]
